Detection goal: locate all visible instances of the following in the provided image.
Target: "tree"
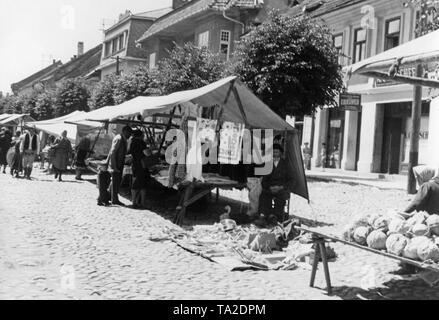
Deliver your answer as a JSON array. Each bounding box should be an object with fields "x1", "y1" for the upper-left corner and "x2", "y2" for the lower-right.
[
  {"x1": 153, "y1": 43, "x2": 225, "y2": 94},
  {"x1": 34, "y1": 91, "x2": 55, "y2": 120},
  {"x1": 113, "y1": 65, "x2": 154, "y2": 104},
  {"x1": 89, "y1": 74, "x2": 117, "y2": 110},
  {"x1": 19, "y1": 93, "x2": 38, "y2": 120},
  {"x1": 53, "y1": 78, "x2": 90, "y2": 117},
  {"x1": 229, "y1": 10, "x2": 344, "y2": 119},
  {"x1": 0, "y1": 95, "x2": 20, "y2": 114},
  {"x1": 412, "y1": 0, "x2": 439, "y2": 37}
]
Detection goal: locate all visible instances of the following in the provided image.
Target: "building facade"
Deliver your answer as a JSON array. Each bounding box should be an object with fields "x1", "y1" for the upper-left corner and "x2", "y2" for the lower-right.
[
  {"x1": 96, "y1": 8, "x2": 172, "y2": 78},
  {"x1": 293, "y1": 0, "x2": 438, "y2": 174},
  {"x1": 136, "y1": 0, "x2": 289, "y2": 69}
]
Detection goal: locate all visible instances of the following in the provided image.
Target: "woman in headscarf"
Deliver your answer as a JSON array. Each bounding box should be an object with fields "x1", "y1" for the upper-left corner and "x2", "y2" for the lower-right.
[
  {"x1": 51, "y1": 130, "x2": 72, "y2": 182},
  {"x1": 404, "y1": 165, "x2": 439, "y2": 215},
  {"x1": 0, "y1": 128, "x2": 12, "y2": 174},
  {"x1": 9, "y1": 130, "x2": 22, "y2": 177}
]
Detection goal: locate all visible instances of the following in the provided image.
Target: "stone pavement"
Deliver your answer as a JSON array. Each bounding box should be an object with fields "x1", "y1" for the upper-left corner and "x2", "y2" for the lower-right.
[
  {"x1": 1, "y1": 168, "x2": 439, "y2": 300},
  {"x1": 305, "y1": 168, "x2": 407, "y2": 190}
]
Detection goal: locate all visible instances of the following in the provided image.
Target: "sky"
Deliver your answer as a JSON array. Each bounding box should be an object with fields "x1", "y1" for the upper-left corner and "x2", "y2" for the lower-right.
[{"x1": 0, "y1": 0, "x2": 172, "y2": 94}]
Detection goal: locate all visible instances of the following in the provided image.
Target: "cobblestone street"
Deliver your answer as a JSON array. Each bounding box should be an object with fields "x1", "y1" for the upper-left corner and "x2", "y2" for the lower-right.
[{"x1": 1, "y1": 168, "x2": 439, "y2": 300}]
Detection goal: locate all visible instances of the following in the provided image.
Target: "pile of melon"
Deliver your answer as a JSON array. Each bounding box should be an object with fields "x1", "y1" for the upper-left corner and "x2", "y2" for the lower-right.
[{"x1": 342, "y1": 211, "x2": 439, "y2": 262}]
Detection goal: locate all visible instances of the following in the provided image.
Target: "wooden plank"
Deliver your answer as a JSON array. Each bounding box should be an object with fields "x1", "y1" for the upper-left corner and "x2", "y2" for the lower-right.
[
  {"x1": 296, "y1": 226, "x2": 439, "y2": 272},
  {"x1": 232, "y1": 86, "x2": 250, "y2": 127},
  {"x1": 224, "y1": 80, "x2": 236, "y2": 104}
]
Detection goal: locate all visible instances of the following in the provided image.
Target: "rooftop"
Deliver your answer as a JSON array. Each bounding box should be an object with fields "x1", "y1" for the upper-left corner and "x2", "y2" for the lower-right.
[
  {"x1": 287, "y1": 0, "x2": 368, "y2": 18},
  {"x1": 11, "y1": 61, "x2": 62, "y2": 94},
  {"x1": 105, "y1": 7, "x2": 174, "y2": 34},
  {"x1": 137, "y1": 0, "x2": 263, "y2": 42}
]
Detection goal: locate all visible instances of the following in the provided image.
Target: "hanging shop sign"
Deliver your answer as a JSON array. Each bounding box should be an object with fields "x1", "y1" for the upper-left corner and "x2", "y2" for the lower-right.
[{"x1": 339, "y1": 93, "x2": 362, "y2": 112}]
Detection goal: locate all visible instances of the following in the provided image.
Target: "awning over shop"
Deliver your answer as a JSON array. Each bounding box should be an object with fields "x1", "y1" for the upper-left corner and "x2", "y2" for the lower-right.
[{"x1": 344, "y1": 29, "x2": 439, "y2": 88}]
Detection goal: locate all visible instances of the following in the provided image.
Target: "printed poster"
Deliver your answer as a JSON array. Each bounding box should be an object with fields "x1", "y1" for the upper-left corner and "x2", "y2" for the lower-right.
[{"x1": 218, "y1": 121, "x2": 245, "y2": 165}]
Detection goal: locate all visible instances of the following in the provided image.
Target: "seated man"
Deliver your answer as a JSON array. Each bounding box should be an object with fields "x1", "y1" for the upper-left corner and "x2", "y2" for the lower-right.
[{"x1": 258, "y1": 144, "x2": 294, "y2": 224}]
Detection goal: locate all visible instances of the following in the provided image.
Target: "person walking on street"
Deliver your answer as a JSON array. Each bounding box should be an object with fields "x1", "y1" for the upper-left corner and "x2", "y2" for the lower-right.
[
  {"x1": 20, "y1": 129, "x2": 40, "y2": 180},
  {"x1": 51, "y1": 130, "x2": 72, "y2": 182},
  {"x1": 74, "y1": 135, "x2": 92, "y2": 180},
  {"x1": 9, "y1": 130, "x2": 22, "y2": 177},
  {"x1": 40, "y1": 135, "x2": 55, "y2": 171},
  {"x1": 302, "y1": 142, "x2": 311, "y2": 171},
  {"x1": 0, "y1": 128, "x2": 12, "y2": 174},
  {"x1": 107, "y1": 125, "x2": 133, "y2": 206}
]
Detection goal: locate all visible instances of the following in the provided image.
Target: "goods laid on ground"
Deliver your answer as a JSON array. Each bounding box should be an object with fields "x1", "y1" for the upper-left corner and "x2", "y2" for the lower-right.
[
  {"x1": 342, "y1": 210, "x2": 439, "y2": 264},
  {"x1": 155, "y1": 218, "x2": 336, "y2": 271}
]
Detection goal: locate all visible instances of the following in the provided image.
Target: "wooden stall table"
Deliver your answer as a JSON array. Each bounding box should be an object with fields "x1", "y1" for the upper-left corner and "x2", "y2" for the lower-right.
[{"x1": 152, "y1": 170, "x2": 245, "y2": 226}]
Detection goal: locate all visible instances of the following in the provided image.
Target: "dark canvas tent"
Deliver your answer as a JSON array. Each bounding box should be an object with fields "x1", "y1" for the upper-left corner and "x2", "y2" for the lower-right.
[{"x1": 74, "y1": 76, "x2": 309, "y2": 201}]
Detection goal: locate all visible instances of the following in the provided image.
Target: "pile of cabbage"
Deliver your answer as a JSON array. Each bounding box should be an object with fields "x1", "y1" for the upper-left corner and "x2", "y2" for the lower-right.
[{"x1": 342, "y1": 210, "x2": 439, "y2": 262}]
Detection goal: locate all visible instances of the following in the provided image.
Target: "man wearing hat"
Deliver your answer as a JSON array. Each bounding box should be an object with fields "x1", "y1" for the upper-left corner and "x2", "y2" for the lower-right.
[
  {"x1": 107, "y1": 125, "x2": 133, "y2": 206},
  {"x1": 258, "y1": 143, "x2": 294, "y2": 225}
]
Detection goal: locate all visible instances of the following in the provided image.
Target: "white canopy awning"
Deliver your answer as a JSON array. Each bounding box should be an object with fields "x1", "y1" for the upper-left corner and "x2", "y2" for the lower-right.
[
  {"x1": 27, "y1": 111, "x2": 101, "y2": 144},
  {"x1": 79, "y1": 76, "x2": 294, "y2": 131},
  {"x1": 344, "y1": 29, "x2": 439, "y2": 88},
  {"x1": 0, "y1": 114, "x2": 35, "y2": 125}
]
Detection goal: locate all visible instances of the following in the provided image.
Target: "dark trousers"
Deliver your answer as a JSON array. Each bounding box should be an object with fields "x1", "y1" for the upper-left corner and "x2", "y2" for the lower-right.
[
  {"x1": 97, "y1": 171, "x2": 111, "y2": 204},
  {"x1": 110, "y1": 171, "x2": 122, "y2": 203},
  {"x1": 259, "y1": 189, "x2": 289, "y2": 219}
]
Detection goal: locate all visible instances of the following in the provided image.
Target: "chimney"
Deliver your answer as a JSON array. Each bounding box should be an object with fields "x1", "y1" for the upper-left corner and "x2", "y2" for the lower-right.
[{"x1": 77, "y1": 42, "x2": 84, "y2": 56}]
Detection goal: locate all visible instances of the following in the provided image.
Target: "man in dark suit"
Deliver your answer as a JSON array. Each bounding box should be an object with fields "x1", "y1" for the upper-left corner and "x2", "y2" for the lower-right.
[
  {"x1": 259, "y1": 144, "x2": 294, "y2": 224},
  {"x1": 108, "y1": 125, "x2": 133, "y2": 206}
]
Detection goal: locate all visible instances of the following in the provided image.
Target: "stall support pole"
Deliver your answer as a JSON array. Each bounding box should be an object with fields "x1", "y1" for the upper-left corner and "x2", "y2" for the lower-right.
[
  {"x1": 407, "y1": 64, "x2": 423, "y2": 195},
  {"x1": 309, "y1": 238, "x2": 332, "y2": 295}
]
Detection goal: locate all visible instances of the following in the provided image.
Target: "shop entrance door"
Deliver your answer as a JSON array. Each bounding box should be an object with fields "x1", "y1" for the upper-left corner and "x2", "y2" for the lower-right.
[
  {"x1": 381, "y1": 117, "x2": 403, "y2": 174},
  {"x1": 326, "y1": 108, "x2": 345, "y2": 168}
]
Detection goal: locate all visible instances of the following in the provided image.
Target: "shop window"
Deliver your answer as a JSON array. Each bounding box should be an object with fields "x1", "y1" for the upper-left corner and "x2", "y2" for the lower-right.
[
  {"x1": 198, "y1": 31, "x2": 209, "y2": 48},
  {"x1": 220, "y1": 30, "x2": 231, "y2": 60},
  {"x1": 353, "y1": 28, "x2": 367, "y2": 63},
  {"x1": 384, "y1": 17, "x2": 401, "y2": 51}
]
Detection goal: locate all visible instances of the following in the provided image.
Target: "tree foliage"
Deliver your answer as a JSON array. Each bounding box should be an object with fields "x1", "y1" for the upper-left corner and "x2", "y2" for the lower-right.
[
  {"x1": 153, "y1": 43, "x2": 225, "y2": 94},
  {"x1": 113, "y1": 65, "x2": 154, "y2": 104},
  {"x1": 53, "y1": 78, "x2": 90, "y2": 117},
  {"x1": 88, "y1": 74, "x2": 117, "y2": 110},
  {"x1": 229, "y1": 10, "x2": 344, "y2": 118},
  {"x1": 413, "y1": 0, "x2": 439, "y2": 36}
]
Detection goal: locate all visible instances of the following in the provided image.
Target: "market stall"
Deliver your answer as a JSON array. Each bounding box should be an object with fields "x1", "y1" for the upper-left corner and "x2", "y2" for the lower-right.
[
  {"x1": 0, "y1": 113, "x2": 35, "y2": 135},
  {"x1": 74, "y1": 76, "x2": 309, "y2": 225}
]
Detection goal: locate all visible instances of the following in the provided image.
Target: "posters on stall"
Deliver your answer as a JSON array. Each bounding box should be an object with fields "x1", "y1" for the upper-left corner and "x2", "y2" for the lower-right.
[
  {"x1": 197, "y1": 118, "x2": 217, "y2": 143},
  {"x1": 218, "y1": 121, "x2": 245, "y2": 165}
]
